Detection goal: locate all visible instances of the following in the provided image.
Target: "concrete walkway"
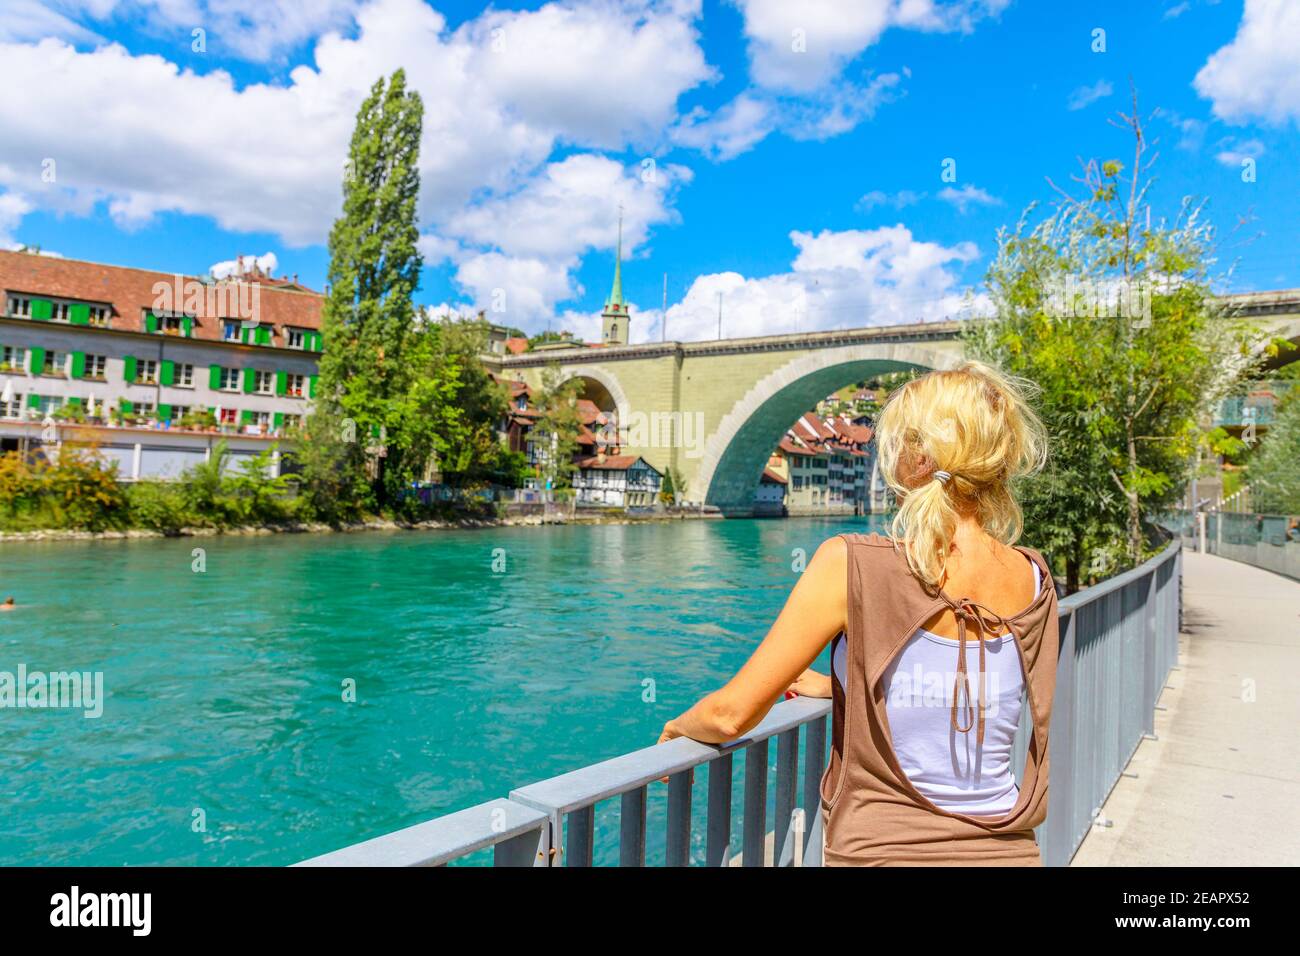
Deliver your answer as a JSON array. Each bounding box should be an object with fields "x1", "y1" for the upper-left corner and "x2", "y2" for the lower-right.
[{"x1": 1072, "y1": 551, "x2": 1300, "y2": 865}]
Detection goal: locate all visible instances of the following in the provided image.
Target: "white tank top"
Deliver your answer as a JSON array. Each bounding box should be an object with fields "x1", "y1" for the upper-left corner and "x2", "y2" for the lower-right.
[{"x1": 832, "y1": 554, "x2": 1041, "y2": 818}]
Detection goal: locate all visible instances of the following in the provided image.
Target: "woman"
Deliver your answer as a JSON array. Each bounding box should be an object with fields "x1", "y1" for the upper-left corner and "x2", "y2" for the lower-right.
[{"x1": 658, "y1": 361, "x2": 1059, "y2": 866}]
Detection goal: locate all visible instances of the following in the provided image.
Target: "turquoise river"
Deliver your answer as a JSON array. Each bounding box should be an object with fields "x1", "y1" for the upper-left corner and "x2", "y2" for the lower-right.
[{"x1": 1, "y1": 514, "x2": 886, "y2": 866}]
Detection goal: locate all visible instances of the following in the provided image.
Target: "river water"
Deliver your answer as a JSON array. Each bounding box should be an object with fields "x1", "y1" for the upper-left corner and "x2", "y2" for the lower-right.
[{"x1": 0, "y1": 514, "x2": 886, "y2": 865}]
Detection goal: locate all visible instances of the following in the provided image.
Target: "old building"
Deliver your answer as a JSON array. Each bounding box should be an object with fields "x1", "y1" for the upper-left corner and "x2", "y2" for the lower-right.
[{"x1": 0, "y1": 250, "x2": 323, "y2": 477}]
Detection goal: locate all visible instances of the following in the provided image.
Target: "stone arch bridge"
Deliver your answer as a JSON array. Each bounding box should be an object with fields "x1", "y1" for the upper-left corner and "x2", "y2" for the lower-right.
[{"x1": 491, "y1": 297, "x2": 1300, "y2": 517}]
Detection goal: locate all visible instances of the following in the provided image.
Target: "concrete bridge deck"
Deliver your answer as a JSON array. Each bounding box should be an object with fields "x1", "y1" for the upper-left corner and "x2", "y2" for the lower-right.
[{"x1": 1072, "y1": 551, "x2": 1300, "y2": 866}]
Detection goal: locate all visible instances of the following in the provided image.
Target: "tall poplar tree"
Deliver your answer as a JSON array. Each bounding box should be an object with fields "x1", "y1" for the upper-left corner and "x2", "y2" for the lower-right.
[{"x1": 317, "y1": 69, "x2": 424, "y2": 506}]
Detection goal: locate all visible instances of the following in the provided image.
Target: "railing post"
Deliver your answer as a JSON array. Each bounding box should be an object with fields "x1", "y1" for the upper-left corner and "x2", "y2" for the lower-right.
[
  {"x1": 743, "y1": 740, "x2": 769, "y2": 867},
  {"x1": 706, "y1": 753, "x2": 734, "y2": 867},
  {"x1": 774, "y1": 729, "x2": 797, "y2": 866}
]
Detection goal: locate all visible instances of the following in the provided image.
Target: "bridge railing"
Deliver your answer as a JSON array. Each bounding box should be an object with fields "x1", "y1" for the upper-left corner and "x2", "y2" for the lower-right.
[
  {"x1": 1174, "y1": 509, "x2": 1300, "y2": 582},
  {"x1": 300, "y1": 541, "x2": 1182, "y2": 868}
]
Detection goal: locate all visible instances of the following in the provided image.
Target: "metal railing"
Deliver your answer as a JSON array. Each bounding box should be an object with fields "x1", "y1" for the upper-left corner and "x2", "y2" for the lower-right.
[
  {"x1": 300, "y1": 541, "x2": 1182, "y2": 868},
  {"x1": 1177, "y1": 509, "x2": 1300, "y2": 581}
]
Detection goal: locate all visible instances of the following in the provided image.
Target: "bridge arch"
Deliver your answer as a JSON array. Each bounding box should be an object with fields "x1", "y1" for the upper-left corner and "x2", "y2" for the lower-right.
[
  {"x1": 692, "y1": 343, "x2": 961, "y2": 514},
  {"x1": 556, "y1": 365, "x2": 631, "y2": 425}
]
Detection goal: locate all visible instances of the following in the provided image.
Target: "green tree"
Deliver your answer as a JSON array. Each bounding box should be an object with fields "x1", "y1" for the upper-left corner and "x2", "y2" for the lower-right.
[
  {"x1": 317, "y1": 69, "x2": 424, "y2": 507},
  {"x1": 396, "y1": 315, "x2": 527, "y2": 492},
  {"x1": 1247, "y1": 381, "x2": 1300, "y2": 513},
  {"x1": 528, "y1": 364, "x2": 584, "y2": 490},
  {"x1": 966, "y1": 90, "x2": 1264, "y2": 588}
]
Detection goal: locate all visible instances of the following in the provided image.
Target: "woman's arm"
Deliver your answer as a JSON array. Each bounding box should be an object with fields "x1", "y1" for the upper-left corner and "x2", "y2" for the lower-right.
[{"x1": 658, "y1": 535, "x2": 848, "y2": 745}]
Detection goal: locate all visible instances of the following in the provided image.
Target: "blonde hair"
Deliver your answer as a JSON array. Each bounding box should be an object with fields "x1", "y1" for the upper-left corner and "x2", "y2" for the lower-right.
[{"x1": 875, "y1": 360, "x2": 1048, "y2": 590}]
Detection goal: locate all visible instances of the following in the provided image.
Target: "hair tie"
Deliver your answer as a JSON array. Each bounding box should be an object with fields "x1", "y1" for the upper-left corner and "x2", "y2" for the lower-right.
[{"x1": 932, "y1": 470, "x2": 952, "y2": 485}]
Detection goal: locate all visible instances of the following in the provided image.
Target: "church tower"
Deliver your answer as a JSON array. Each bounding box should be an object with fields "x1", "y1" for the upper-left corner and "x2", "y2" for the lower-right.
[{"x1": 601, "y1": 212, "x2": 629, "y2": 346}]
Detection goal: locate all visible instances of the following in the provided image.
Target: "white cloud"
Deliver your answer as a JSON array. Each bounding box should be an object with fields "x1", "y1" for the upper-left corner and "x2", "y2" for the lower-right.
[
  {"x1": 732, "y1": 0, "x2": 1006, "y2": 94},
  {"x1": 1194, "y1": 0, "x2": 1300, "y2": 125},
  {"x1": 0, "y1": 0, "x2": 713, "y2": 315},
  {"x1": 0, "y1": 0, "x2": 102, "y2": 44},
  {"x1": 1214, "y1": 137, "x2": 1265, "y2": 167},
  {"x1": 0, "y1": 190, "x2": 34, "y2": 248},
  {"x1": 1163, "y1": 2, "x2": 1190, "y2": 19},
  {"x1": 936, "y1": 184, "x2": 1000, "y2": 213},
  {"x1": 671, "y1": 94, "x2": 774, "y2": 161},
  {"x1": 656, "y1": 225, "x2": 981, "y2": 342},
  {"x1": 209, "y1": 252, "x2": 279, "y2": 279},
  {"x1": 1067, "y1": 79, "x2": 1113, "y2": 111},
  {"x1": 13, "y1": 1, "x2": 366, "y2": 63},
  {"x1": 856, "y1": 189, "x2": 924, "y2": 211}
]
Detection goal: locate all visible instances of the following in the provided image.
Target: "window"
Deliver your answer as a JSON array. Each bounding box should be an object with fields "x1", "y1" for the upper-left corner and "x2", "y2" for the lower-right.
[
  {"x1": 84, "y1": 354, "x2": 107, "y2": 378},
  {"x1": 285, "y1": 373, "x2": 306, "y2": 397},
  {"x1": 282, "y1": 414, "x2": 302, "y2": 430},
  {"x1": 218, "y1": 367, "x2": 240, "y2": 391},
  {"x1": 137, "y1": 359, "x2": 159, "y2": 384},
  {"x1": 1, "y1": 345, "x2": 25, "y2": 371},
  {"x1": 31, "y1": 395, "x2": 63, "y2": 416},
  {"x1": 159, "y1": 315, "x2": 186, "y2": 335},
  {"x1": 250, "y1": 410, "x2": 272, "y2": 427},
  {"x1": 43, "y1": 351, "x2": 67, "y2": 375},
  {"x1": 7, "y1": 296, "x2": 109, "y2": 326},
  {"x1": 218, "y1": 407, "x2": 239, "y2": 424},
  {"x1": 169, "y1": 405, "x2": 191, "y2": 421},
  {"x1": 175, "y1": 363, "x2": 194, "y2": 387},
  {"x1": 254, "y1": 370, "x2": 275, "y2": 395},
  {"x1": 0, "y1": 393, "x2": 23, "y2": 418},
  {"x1": 222, "y1": 320, "x2": 241, "y2": 342},
  {"x1": 132, "y1": 402, "x2": 157, "y2": 419},
  {"x1": 285, "y1": 328, "x2": 305, "y2": 349}
]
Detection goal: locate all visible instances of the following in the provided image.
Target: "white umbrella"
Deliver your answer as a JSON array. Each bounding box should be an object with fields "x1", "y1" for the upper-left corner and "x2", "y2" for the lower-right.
[
  {"x1": 86, "y1": 393, "x2": 97, "y2": 417},
  {"x1": 0, "y1": 380, "x2": 12, "y2": 404}
]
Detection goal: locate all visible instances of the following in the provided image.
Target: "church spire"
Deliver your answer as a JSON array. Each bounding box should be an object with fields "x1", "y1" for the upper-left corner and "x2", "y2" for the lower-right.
[
  {"x1": 605, "y1": 208, "x2": 625, "y2": 312},
  {"x1": 601, "y1": 206, "x2": 629, "y2": 345}
]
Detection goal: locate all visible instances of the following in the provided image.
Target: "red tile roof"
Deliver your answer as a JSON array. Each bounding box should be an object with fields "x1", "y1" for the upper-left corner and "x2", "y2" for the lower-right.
[
  {"x1": 505, "y1": 337, "x2": 529, "y2": 354},
  {"x1": 761, "y1": 467, "x2": 788, "y2": 485},
  {"x1": 574, "y1": 454, "x2": 656, "y2": 471},
  {"x1": 0, "y1": 249, "x2": 323, "y2": 345}
]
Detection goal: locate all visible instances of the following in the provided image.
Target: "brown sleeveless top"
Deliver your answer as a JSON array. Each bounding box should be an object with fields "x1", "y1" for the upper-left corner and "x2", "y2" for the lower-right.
[{"x1": 820, "y1": 532, "x2": 1060, "y2": 866}]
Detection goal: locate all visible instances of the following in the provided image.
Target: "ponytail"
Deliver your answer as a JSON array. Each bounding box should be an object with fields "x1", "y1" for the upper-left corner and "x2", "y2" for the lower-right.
[{"x1": 875, "y1": 361, "x2": 1047, "y2": 590}]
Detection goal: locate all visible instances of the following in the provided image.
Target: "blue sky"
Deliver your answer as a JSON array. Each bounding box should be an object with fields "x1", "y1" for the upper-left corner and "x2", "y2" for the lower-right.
[{"x1": 1, "y1": 0, "x2": 1295, "y2": 342}]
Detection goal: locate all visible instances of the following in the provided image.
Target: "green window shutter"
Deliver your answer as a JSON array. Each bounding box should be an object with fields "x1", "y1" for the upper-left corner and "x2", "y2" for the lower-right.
[
  {"x1": 313, "y1": 332, "x2": 323, "y2": 351},
  {"x1": 275, "y1": 370, "x2": 287, "y2": 396},
  {"x1": 30, "y1": 298, "x2": 52, "y2": 320},
  {"x1": 27, "y1": 394, "x2": 40, "y2": 409},
  {"x1": 273, "y1": 411, "x2": 284, "y2": 429},
  {"x1": 181, "y1": 316, "x2": 193, "y2": 337},
  {"x1": 70, "y1": 351, "x2": 86, "y2": 379},
  {"x1": 28, "y1": 346, "x2": 45, "y2": 374},
  {"x1": 123, "y1": 355, "x2": 137, "y2": 382},
  {"x1": 119, "y1": 399, "x2": 133, "y2": 414},
  {"x1": 145, "y1": 313, "x2": 159, "y2": 334},
  {"x1": 256, "y1": 326, "x2": 271, "y2": 346},
  {"x1": 240, "y1": 409, "x2": 254, "y2": 424},
  {"x1": 160, "y1": 359, "x2": 175, "y2": 386},
  {"x1": 209, "y1": 364, "x2": 222, "y2": 390},
  {"x1": 308, "y1": 374, "x2": 318, "y2": 398},
  {"x1": 243, "y1": 368, "x2": 256, "y2": 393},
  {"x1": 67, "y1": 396, "x2": 83, "y2": 406},
  {"x1": 69, "y1": 303, "x2": 90, "y2": 326},
  {"x1": 158, "y1": 403, "x2": 172, "y2": 421},
  {"x1": 240, "y1": 325, "x2": 251, "y2": 344}
]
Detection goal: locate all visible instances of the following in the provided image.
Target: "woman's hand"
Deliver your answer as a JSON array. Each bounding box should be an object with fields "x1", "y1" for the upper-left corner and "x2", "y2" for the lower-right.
[
  {"x1": 786, "y1": 669, "x2": 832, "y2": 699},
  {"x1": 657, "y1": 719, "x2": 683, "y2": 745}
]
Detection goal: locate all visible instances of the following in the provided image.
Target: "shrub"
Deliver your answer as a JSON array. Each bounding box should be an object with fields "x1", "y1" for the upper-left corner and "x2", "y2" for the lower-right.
[{"x1": 127, "y1": 482, "x2": 194, "y2": 534}]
